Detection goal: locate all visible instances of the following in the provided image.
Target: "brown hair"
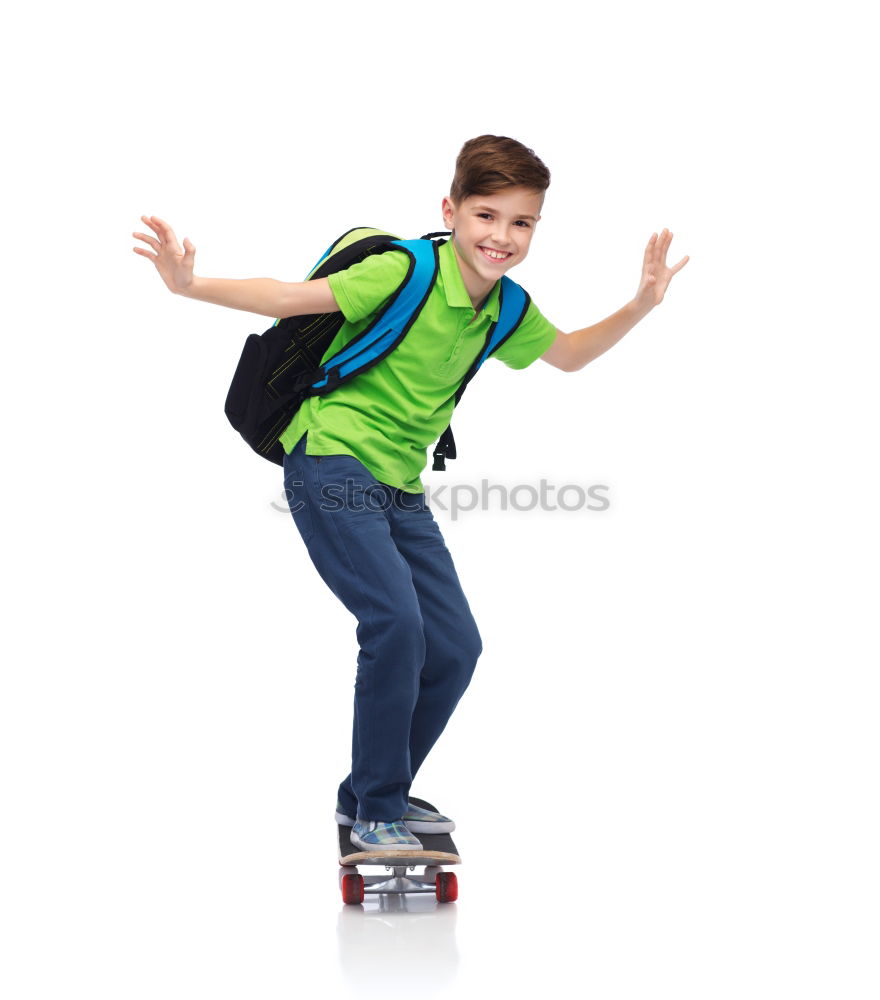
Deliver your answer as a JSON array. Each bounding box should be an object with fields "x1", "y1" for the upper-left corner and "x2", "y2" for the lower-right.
[{"x1": 449, "y1": 135, "x2": 551, "y2": 205}]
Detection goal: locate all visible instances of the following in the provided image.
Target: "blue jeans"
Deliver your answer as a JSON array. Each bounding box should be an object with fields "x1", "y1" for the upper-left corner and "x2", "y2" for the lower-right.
[{"x1": 282, "y1": 432, "x2": 483, "y2": 822}]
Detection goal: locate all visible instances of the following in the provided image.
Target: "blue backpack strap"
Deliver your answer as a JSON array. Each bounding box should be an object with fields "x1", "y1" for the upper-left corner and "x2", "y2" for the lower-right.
[
  {"x1": 474, "y1": 275, "x2": 529, "y2": 372},
  {"x1": 303, "y1": 238, "x2": 439, "y2": 393},
  {"x1": 431, "y1": 275, "x2": 531, "y2": 471}
]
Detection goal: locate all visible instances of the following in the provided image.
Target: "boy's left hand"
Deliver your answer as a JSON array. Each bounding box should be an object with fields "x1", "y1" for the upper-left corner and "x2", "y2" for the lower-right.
[{"x1": 633, "y1": 228, "x2": 689, "y2": 311}]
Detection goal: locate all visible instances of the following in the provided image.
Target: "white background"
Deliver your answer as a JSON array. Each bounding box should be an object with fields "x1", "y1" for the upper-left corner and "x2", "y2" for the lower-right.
[{"x1": 2, "y1": 0, "x2": 878, "y2": 997}]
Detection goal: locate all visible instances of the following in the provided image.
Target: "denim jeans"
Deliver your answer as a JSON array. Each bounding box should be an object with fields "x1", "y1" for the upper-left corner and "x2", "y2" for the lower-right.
[{"x1": 282, "y1": 432, "x2": 483, "y2": 822}]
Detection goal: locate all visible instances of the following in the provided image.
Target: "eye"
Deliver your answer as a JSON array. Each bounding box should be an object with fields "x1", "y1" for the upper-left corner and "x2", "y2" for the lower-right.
[{"x1": 475, "y1": 212, "x2": 531, "y2": 227}]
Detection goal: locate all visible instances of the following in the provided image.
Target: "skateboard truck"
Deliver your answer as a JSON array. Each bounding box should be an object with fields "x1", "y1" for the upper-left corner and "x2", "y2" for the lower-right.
[{"x1": 340, "y1": 864, "x2": 458, "y2": 905}]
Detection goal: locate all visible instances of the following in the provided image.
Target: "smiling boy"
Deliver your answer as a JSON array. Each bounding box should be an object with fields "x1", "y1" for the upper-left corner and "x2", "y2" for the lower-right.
[{"x1": 133, "y1": 135, "x2": 688, "y2": 853}]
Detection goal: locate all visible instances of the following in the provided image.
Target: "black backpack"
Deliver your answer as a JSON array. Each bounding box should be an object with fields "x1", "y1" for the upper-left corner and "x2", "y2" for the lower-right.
[{"x1": 224, "y1": 227, "x2": 531, "y2": 470}]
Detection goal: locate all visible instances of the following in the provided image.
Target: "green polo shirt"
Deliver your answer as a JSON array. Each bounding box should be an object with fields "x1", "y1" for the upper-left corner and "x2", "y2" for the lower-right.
[{"x1": 278, "y1": 238, "x2": 558, "y2": 493}]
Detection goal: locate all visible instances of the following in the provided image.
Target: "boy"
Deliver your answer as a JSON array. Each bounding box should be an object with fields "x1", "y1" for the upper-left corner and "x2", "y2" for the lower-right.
[{"x1": 133, "y1": 135, "x2": 689, "y2": 852}]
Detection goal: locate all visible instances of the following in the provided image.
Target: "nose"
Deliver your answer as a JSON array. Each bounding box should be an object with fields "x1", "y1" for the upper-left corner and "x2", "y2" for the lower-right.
[{"x1": 490, "y1": 222, "x2": 512, "y2": 247}]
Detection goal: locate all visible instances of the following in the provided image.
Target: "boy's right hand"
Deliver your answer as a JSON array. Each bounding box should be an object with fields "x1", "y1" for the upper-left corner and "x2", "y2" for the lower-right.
[{"x1": 132, "y1": 215, "x2": 196, "y2": 295}]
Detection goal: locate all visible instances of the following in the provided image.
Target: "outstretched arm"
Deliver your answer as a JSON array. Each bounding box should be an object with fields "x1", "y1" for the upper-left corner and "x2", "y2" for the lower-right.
[
  {"x1": 132, "y1": 215, "x2": 339, "y2": 319},
  {"x1": 541, "y1": 228, "x2": 689, "y2": 372}
]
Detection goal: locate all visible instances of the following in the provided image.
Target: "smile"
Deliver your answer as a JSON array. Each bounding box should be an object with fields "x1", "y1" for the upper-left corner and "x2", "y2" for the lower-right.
[{"x1": 478, "y1": 246, "x2": 512, "y2": 261}]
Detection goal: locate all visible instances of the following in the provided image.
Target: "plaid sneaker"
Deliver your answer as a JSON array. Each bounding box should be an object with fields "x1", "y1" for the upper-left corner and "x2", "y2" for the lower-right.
[
  {"x1": 336, "y1": 800, "x2": 456, "y2": 834},
  {"x1": 350, "y1": 819, "x2": 423, "y2": 852}
]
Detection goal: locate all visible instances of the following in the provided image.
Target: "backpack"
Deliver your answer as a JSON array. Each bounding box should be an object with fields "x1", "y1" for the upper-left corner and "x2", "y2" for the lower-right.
[{"x1": 223, "y1": 227, "x2": 531, "y2": 471}]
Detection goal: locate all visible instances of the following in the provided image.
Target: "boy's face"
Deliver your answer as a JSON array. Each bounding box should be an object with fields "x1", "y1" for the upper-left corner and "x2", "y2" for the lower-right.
[{"x1": 441, "y1": 186, "x2": 543, "y2": 295}]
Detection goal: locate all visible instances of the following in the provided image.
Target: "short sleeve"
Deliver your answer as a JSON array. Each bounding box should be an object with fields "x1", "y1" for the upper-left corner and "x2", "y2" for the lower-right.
[
  {"x1": 327, "y1": 249, "x2": 411, "y2": 324},
  {"x1": 491, "y1": 298, "x2": 559, "y2": 370}
]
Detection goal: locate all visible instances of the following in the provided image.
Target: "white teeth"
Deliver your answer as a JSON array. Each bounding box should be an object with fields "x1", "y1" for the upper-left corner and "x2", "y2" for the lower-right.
[{"x1": 480, "y1": 247, "x2": 509, "y2": 260}]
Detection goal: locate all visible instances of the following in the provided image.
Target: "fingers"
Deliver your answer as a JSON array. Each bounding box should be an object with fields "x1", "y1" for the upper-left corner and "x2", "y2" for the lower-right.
[
  {"x1": 658, "y1": 229, "x2": 688, "y2": 275},
  {"x1": 133, "y1": 215, "x2": 195, "y2": 269},
  {"x1": 132, "y1": 226, "x2": 159, "y2": 263},
  {"x1": 644, "y1": 233, "x2": 658, "y2": 269},
  {"x1": 645, "y1": 230, "x2": 679, "y2": 246},
  {"x1": 132, "y1": 229, "x2": 160, "y2": 252},
  {"x1": 657, "y1": 228, "x2": 671, "y2": 265},
  {"x1": 140, "y1": 215, "x2": 163, "y2": 237},
  {"x1": 644, "y1": 228, "x2": 671, "y2": 260},
  {"x1": 140, "y1": 214, "x2": 182, "y2": 254},
  {"x1": 642, "y1": 229, "x2": 689, "y2": 295}
]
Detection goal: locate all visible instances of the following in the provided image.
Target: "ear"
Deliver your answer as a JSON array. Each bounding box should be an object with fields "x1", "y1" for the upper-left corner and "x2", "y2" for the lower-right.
[{"x1": 441, "y1": 196, "x2": 455, "y2": 228}]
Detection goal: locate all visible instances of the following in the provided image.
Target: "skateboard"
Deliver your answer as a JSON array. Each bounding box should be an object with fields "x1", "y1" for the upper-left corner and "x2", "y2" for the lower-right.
[{"x1": 337, "y1": 796, "x2": 461, "y2": 904}]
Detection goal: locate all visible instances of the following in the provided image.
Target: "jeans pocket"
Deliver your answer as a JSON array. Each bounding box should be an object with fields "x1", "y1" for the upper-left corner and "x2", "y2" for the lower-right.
[{"x1": 313, "y1": 455, "x2": 392, "y2": 531}]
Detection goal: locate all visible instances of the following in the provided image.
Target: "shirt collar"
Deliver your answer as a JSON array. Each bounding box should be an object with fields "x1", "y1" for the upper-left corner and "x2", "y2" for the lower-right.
[{"x1": 438, "y1": 237, "x2": 501, "y2": 321}]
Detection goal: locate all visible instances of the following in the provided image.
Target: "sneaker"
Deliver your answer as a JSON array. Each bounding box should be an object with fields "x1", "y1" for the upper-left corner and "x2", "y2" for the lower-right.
[
  {"x1": 336, "y1": 800, "x2": 456, "y2": 834},
  {"x1": 350, "y1": 819, "x2": 423, "y2": 852}
]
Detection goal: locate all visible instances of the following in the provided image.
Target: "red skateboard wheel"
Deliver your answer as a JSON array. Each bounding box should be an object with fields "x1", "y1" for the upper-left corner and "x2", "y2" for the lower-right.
[
  {"x1": 341, "y1": 872, "x2": 365, "y2": 905},
  {"x1": 435, "y1": 871, "x2": 458, "y2": 903}
]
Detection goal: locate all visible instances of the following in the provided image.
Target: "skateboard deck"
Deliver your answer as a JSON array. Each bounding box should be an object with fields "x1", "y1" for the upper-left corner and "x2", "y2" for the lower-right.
[{"x1": 337, "y1": 796, "x2": 461, "y2": 903}]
